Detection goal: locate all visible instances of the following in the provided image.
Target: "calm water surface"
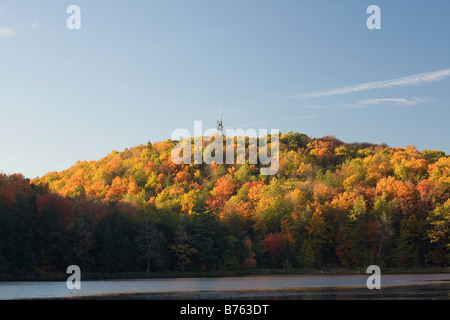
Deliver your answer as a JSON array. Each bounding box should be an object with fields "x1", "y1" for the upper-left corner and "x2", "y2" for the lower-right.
[{"x1": 0, "y1": 273, "x2": 449, "y2": 300}]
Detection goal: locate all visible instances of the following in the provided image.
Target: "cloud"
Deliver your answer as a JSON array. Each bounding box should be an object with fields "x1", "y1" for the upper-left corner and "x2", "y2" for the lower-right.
[
  {"x1": 0, "y1": 26, "x2": 15, "y2": 37},
  {"x1": 300, "y1": 105, "x2": 332, "y2": 109},
  {"x1": 334, "y1": 103, "x2": 364, "y2": 109},
  {"x1": 358, "y1": 97, "x2": 432, "y2": 107},
  {"x1": 287, "y1": 68, "x2": 450, "y2": 99}
]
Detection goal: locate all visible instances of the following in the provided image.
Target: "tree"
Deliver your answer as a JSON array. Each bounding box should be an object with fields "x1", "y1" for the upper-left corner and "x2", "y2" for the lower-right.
[
  {"x1": 255, "y1": 178, "x2": 291, "y2": 233},
  {"x1": 181, "y1": 189, "x2": 203, "y2": 215},
  {"x1": 170, "y1": 227, "x2": 197, "y2": 272},
  {"x1": 349, "y1": 195, "x2": 367, "y2": 221},
  {"x1": 0, "y1": 187, "x2": 35, "y2": 276},
  {"x1": 97, "y1": 209, "x2": 135, "y2": 273},
  {"x1": 0, "y1": 201, "x2": 14, "y2": 274},
  {"x1": 206, "y1": 175, "x2": 238, "y2": 212},
  {"x1": 105, "y1": 177, "x2": 128, "y2": 204},
  {"x1": 188, "y1": 212, "x2": 225, "y2": 271},
  {"x1": 395, "y1": 214, "x2": 423, "y2": 267},
  {"x1": 242, "y1": 237, "x2": 257, "y2": 269},
  {"x1": 427, "y1": 199, "x2": 450, "y2": 266},
  {"x1": 3, "y1": 133, "x2": 446, "y2": 276},
  {"x1": 70, "y1": 213, "x2": 96, "y2": 271},
  {"x1": 300, "y1": 239, "x2": 315, "y2": 269},
  {"x1": 262, "y1": 233, "x2": 286, "y2": 268},
  {"x1": 34, "y1": 194, "x2": 72, "y2": 271},
  {"x1": 308, "y1": 140, "x2": 333, "y2": 165},
  {"x1": 235, "y1": 164, "x2": 252, "y2": 182},
  {"x1": 134, "y1": 216, "x2": 167, "y2": 272},
  {"x1": 280, "y1": 132, "x2": 311, "y2": 151},
  {"x1": 373, "y1": 194, "x2": 394, "y2": 264}
]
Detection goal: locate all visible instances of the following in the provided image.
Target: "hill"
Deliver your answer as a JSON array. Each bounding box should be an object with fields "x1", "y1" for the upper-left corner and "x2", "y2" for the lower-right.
[{"x1": 0, "y1": 132, "x2": 449, "y2": 278}]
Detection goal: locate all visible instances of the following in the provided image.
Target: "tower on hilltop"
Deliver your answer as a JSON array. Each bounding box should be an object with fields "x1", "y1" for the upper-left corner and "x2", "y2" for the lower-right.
[{"x1": 216, "y1": 106, "x2": 223, "y2": 136}]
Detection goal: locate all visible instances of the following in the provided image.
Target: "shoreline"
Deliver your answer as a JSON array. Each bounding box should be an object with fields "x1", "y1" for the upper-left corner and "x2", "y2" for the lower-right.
[
  {"x1": 46, "y1": 283, "x2": 450, "y2": 300},
  {"x1": 2, "y1": 267, "x2": 449, "y2": 282}
]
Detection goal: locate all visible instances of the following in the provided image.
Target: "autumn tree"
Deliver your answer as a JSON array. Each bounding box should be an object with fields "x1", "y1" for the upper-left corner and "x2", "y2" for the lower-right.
[
  {"x1": 427, "y1": 199, "x2": 450, "y2": 266},
  {"x1": 372, "y1": 193, "x2": 394, "y2": 265},
  {"x1": 170, "y1": 227, "x2": 197, "y2": 272},
  {"x1": 2, "y1": 132, "x2": 447, "y2": 276},
  {"x1": 262, "y1": 233, "x2": 286, "y2": 268},
  {"x1": 206, "y1": 174, "x2": 238, "y2": 213}
]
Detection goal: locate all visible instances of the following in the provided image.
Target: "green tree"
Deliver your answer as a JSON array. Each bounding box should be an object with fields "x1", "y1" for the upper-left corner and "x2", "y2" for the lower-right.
[
  {"x1": 0, "y1": 202, "x2": 14, "y2": 274},
  {"x1": 34, "y1": 194, "x2": 72, "y2": 271},
  {"x1": 300, "y1": 239, "x2": 315, "y2": 269},
  {"x1": 256, "y1": 178, "x2": 291, "y2": 233},
  {"x1": 97, "y1": 209, "x2": 135, "y2": 272},
  {"x1": 235, "y1": 164, "x2": 252, "y2": 182},
  {"x1": 281, "y1": 132, "x2": 311, "y2": 151},
  {"x1": 395, "y1": 214, "x2": 423, "y2": 267},
  {"x1": 188, "y1": 212, "x2": 226, "y2": 271}
]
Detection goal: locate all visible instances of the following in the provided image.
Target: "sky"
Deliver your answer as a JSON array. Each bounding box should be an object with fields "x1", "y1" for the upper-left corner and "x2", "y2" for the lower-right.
[{"x1": 0, "y1": 0, "x2": 449, "y2": 178}]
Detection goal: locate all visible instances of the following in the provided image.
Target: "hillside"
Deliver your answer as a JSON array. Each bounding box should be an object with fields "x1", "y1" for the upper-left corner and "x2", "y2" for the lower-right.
[{"x1": 1, "y1": 132, "x2": 449, "y2": 278}]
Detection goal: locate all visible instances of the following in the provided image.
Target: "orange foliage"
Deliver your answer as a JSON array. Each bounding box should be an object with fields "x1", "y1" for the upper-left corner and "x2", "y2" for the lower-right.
[
  {"x1": 206, "y1": 175, "x2": 238, "y2": 212},
  {"x1": 105, "y1": 177, "x2": 128, "y2": 202},
  {"x1": 331, "y1": 191, "x2": 358, "y2": 211},
  {"x1": 308, "y1": 140, "x2": 334, "y2": 163}
]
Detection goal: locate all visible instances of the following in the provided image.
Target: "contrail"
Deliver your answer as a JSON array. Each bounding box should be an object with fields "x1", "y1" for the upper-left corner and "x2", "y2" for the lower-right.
[{"x1": 286, "y1": 68, "x2": 450, "y2": 100}]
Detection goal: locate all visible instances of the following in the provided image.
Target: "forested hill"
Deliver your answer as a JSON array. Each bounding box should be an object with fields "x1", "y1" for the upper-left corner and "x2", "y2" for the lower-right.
[{"x1": 1, "y1": 132, "x2": 449, "y2": 278}]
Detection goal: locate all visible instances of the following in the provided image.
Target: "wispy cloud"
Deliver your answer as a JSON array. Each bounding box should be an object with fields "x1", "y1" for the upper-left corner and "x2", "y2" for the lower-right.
[
  {"x1": 358, "y1": 97, "x2": 432, "y2": 107},
  {"x1": 334, "y1": 103, "x2": 364, "y2": 109},
  {"x1": 286, "y1": 68, "x2": 450, "y2": 100},
  {"x1": 299, "y1": 96, "x2": 433, "y2": 110},
  {"x1": 0, "y1": 26, "x2": 15, "y2": 37},
  {"x1": 300, "y1": 105, "x2": 332, "y2": 109}
]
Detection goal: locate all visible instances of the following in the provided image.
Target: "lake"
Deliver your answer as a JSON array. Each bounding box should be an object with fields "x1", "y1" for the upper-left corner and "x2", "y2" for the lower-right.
[{"x1": 0, "y1": 273, "x2": 449, "y2": 300}]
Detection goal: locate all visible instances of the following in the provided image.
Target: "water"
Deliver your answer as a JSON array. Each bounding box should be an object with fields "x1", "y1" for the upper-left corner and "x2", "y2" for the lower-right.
[{"x1": 0, "y1": 273, "x2": 449, "y2": 300}]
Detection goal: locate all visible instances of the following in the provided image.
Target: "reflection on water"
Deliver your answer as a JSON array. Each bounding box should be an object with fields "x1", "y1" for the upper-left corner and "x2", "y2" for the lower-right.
[{"x1": 0, "y1": 273, "x2": 449, "y2": 300}]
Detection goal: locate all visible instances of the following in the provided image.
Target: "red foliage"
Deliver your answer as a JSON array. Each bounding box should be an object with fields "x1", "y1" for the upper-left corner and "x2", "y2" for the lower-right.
[
  {"x1": 36, "y1": 193, "x2": 73, "y2": 228},
  {"x1": 262, "y1": 233, "x2": 285, "y2": 258},
  {"x1": 0, "y1": 173, "x2": 32, "y2": 210}
]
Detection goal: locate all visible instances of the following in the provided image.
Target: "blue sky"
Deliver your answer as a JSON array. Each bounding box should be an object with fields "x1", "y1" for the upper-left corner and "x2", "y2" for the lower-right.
[{"x1": 1, "y1": 0, "x2": 449, "y2": 178}]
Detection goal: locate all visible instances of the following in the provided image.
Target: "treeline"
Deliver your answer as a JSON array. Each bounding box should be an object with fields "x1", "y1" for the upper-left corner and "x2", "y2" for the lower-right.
[{"x1": 0, "y1": 132, "x2": 449, "y2": 278}]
